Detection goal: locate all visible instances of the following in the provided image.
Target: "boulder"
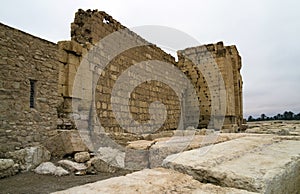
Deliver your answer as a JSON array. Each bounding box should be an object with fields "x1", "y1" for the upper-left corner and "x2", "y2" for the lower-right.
[
  {"x1": 74, "y1": 152, "x2": 90, "y2": 163},
  {"x1": 34, "y1": 162, "x2": 69, "y2": 176},
  {"x1": 0, "y1": 159, "x2": 14, "y2": 171},
  {"x1": 0, "y1": 159, "x2": 19, "y2": 178}
]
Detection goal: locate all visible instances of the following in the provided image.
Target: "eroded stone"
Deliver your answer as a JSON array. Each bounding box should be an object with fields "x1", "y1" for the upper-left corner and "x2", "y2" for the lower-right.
[
  {"x1": 163, "y1": 135, "x2": 300, "y2": 193},
  {"x1": 34, "y1": 162, "x2": 69, "y2": 176},
  {"x1": 51, "y1": 168, "x2": 256, "y2": 194}
]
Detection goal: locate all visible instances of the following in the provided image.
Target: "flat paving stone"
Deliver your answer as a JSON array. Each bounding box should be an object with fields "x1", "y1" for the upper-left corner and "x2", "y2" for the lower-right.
[
  {"x1": 52, "y1": 168, "x2": 256, "y2": 194},
  {"x1": 163, "y1": 135, "x2": 300, "y2": 193}
]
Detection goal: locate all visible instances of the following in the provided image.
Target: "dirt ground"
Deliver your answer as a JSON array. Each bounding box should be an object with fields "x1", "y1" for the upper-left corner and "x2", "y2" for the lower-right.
[{"x1": 0, "y1": 170, "x2": 130, "y2": 194}]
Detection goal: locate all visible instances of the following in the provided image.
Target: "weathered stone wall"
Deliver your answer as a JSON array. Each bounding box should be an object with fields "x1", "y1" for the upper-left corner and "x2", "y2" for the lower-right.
[
  {"x1": 178, "y1": 42, "x2": 243, "y2": 130},
  {"x1": 58, "y1": 9, "x2": 243, "y2": 134},
  {"x1": 0, "y1": 9, "x2": 244, "y2": 156},
  {"x1": 61, "y1": 9, "x2": 197, "y2": 135},
  {"x1": 0, "y1": 23, "x2": 61, "y2": 155}
]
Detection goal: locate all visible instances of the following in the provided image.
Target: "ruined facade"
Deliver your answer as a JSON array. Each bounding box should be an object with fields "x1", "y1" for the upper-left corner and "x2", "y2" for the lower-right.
[
  {"x1": 178, "y1": 42, "x2": 243, "y2": 130},
  {"x1": 0, "y1": 9, "x2": 243, "y2": 154}
]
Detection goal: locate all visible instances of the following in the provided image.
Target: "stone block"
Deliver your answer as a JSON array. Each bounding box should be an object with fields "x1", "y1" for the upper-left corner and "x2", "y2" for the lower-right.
[
  {"x1": 126, "y1": 140, "x2": 154, "y2": 150},
  {"x1": 125, "y1": 148, "x2": 149, "y2": 170},
  {"x1": 163, "y1": 135, "x2": 300, "y2": 193},
  {"x1": 96, "y1": 147, "x2": 125, "y2": 168},
  {"x1": 43, "y1": 130, "x2": 89, "y2": 158},
  {"x1": 87, "y1": 157, "x2": 120, "y2": 173},
  {"x1": 52, "y1": 168, "x2": 256, "y2": 194},
  {"x1": 148, "y1": 133, "x2": 245, "y2": 168},
  {"x1": 58, "y1": 40, "x2": 83, "y2": 55}
]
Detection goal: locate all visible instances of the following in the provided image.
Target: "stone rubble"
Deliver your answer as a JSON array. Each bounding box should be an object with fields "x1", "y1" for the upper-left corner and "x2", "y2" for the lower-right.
[
  {"x1": 34, "y1": 162, "x2": 69, "y2": 176},
  {"x1": 4, "y1": 145, "x2": 51, "y2": 172},
  {"x1": 246, "y1": 120, "x2": 300, "y2": 136},
  {"x1": 57, "y1": 160, "x2": 87, "y2": 172}
]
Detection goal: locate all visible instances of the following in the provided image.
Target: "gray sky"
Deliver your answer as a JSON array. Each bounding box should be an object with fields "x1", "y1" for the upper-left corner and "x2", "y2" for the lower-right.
[{"x1": 1, "y1": 0, "x2": 299, "y2": 118}]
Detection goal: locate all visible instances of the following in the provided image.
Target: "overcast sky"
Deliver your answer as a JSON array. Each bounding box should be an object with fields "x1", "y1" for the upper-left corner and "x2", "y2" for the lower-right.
[{"x1": 1, "y1": 0, "x2": 299, "y2": 118}]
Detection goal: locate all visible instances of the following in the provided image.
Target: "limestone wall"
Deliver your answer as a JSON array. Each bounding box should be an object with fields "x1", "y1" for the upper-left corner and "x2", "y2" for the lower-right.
[
  {"x1": 59, "y1": 9, "x2": 243, "y2": 134},
  {"x1": 178, "y1": 42, "x2": 243, "y2": 130},
  {"x1": 59, "y1": 9, "x2": 198, "y2": 135},
  {"x1": 0, "y1": 23, "x2": 61, "y2": 155},
  {"x1": 0, "y1": 9, "x2": 244, "y2": 155}
]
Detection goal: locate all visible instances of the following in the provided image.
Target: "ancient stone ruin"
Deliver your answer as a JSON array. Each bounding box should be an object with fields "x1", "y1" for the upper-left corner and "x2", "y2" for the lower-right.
[
  {"x1": 2, "y1": 9, "x2": 299, "y2": 194},
  {"x1": 0, "y1": 9, "x2": 243, "y2": 155}
]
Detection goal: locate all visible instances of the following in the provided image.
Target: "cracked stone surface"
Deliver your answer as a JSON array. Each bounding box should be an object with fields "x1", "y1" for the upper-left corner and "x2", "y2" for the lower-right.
[
  {"x1": 163, "y1": 135, "x2": 300, "y2": 193},
  {"x1": 52, "y1": 168, "x2": 256, "y2": 194}
]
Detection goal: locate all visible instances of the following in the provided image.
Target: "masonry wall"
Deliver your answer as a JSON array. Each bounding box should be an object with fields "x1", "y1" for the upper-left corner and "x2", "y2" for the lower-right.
[
  {"x1": 0, "y1": 9, "x2": 244, "y2": 155},
  {"x1": 178, "y1": 42, "x2": 243, "y2": 130},
  {"x1": 0, "y1": 23, "x2": 61, "y2": 155},
  {"x1": 59, "y1": 9, "x2": 198, "y2": 135},
  {"x1": 59, "y1": 9, "x2": 243, "y2": 134}
]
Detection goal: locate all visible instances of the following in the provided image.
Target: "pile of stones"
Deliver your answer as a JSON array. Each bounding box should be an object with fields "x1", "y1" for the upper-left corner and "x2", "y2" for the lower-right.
[{"x1": 34, "y1": 147, "x2": 126, "y2": 176}]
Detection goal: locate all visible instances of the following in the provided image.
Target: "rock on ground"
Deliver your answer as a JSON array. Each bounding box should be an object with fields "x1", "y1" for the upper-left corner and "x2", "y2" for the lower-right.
[
  {"x1": 5, "y1": 145, "x2": 51, "y2": 171},
  {"x1": 74, "y1": 152, "x2": 90, "y2": 163},
  {"x1": 163, "y1": 135, "x2": 300, "y2": 193},
  {"x1": 43, "y1": 130, "x2": 89, "y2": 158},
  {"x1": 97, "y1": 147, "x2": 125, "y2": 168},
  {"x1": 0, "y1": 159, "x2": 14, "y2": 171},
  {"x1": 34, "y1": 162, "x2": 69, "y2": 176},
  {"x1": 57, "y1": 160, "x2": 87, "y2": 172},
  {"x1": 0, "y1": 159, "x2": 19, "y2": 178},
  {"x1": 51, "y1": 168, "x2": 256, "y2": 194},
  {"x1": 86, "y1": 157, "x2": 120, "y2": 173}
]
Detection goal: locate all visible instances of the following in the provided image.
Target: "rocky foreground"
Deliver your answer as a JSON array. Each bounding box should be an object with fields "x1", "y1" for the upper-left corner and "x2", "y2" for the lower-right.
[{"x1": 1, "y1": 121, "x2": 300, "y2": 193}]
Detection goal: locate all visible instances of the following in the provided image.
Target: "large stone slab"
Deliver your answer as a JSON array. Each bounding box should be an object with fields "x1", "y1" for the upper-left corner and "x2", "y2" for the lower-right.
[
  {"x1": 43, "y1": 130, "x2": 89, "y2": 158},
  {"x1": 163, "y1": 135, "x2": 300, "y2": 193},
  {"x1": 52, "y1": 168, "x2": 255, "y2": 194},
  {"x1": 149, "y1": 133, "x2": 246, "y2": 168}
]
